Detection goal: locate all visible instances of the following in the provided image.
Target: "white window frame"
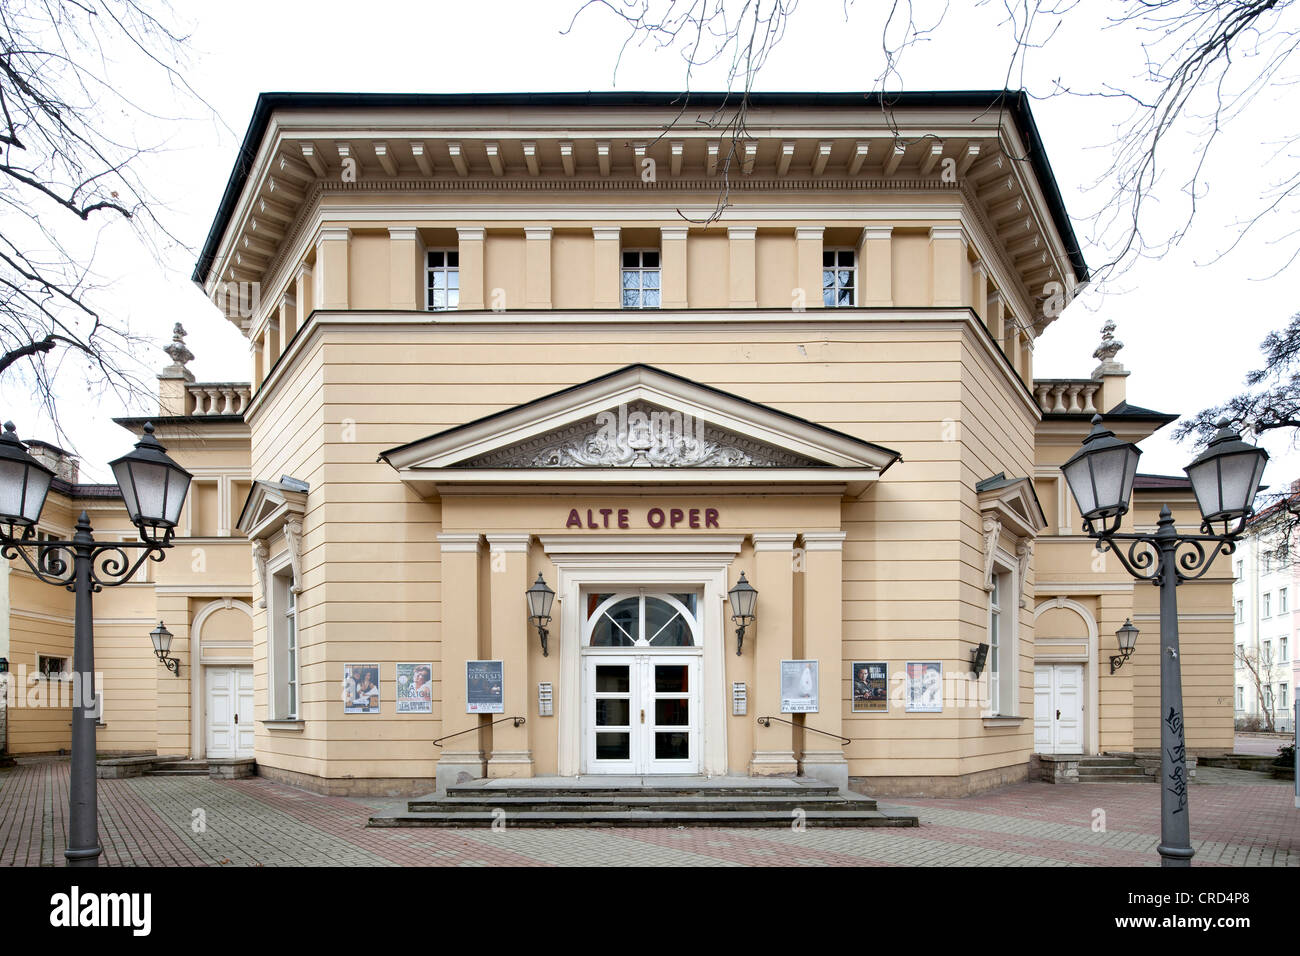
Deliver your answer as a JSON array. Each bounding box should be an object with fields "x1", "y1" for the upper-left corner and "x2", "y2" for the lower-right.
[
  {"x1": 822, "y1": 248, "x2": 857, "y2": 307},
  {"x1": 1236, "y1": 686, "x2": 1244, "y2": 710},
  {"x1": 425, "y1": 249, "x2": 460, "y2": 311},
  {"x1": 1263, "y1": 592, "x2": 1272, "y2": 618},
  {"x1": 620, "y1": 248, "x2": 661, "y2": 309},
  {"x1": 986, "y1": 556, "x2": 1018, "y2": 717},
  {"x1": 268, "y1": 551, "x2": 299, "y2": 721},
  {"x1": 1235, "y1": 600, "x2": 1244, "y2": 623},
  {"x1": 1281, "y1": 684, "x2": 1290, "y2": 710},
  {"x1": 1281, "y1": 636, "x2": 1289, "y2": 662},
  {"x1": 1280, "y1": 587, "x2": 1289, "y2": 614}
]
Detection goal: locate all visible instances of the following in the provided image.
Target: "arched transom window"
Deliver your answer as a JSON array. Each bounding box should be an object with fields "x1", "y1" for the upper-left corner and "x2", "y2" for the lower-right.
[{"x1": 584, "y1": 591, "x2": 700, "y2": 647}]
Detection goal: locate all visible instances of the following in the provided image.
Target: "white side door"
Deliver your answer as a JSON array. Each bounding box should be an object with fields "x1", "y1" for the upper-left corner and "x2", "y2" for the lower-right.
[
  {"x1": 1054, "y1": 664, "x2": 1084, "y2": 753},
  {"x1": 1033, "y1": 665, "x2": 1054, "y2": 752},
  {"x1": 206, "y1": 668, "x2": 235, "y2": 758},
  {"x1": 235, "y1": 666, "x2": 255, "y2": 757}
]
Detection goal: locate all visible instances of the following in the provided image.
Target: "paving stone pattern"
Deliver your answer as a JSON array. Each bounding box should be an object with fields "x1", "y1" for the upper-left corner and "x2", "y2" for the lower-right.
[{"x1": 1, "y1": 756, "x2": 1296, "y2": 867}]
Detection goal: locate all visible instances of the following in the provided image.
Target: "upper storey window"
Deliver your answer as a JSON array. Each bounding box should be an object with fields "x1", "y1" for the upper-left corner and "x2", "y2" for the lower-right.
[
  {"x1": 823, "y1": 249, "x2": 856, "y2": 307},
  {"x1": 622, "y1": 250, "x2": 660, "y2": 309},
  {"x1": 426, "y1": 250, "x2": 460, "y2": 311}
]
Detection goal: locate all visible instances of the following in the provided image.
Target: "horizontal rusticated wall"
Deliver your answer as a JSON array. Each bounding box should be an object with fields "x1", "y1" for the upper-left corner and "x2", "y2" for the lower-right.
[{"x1": 248, "y1": 334, "x2": 330, "y2": 777}]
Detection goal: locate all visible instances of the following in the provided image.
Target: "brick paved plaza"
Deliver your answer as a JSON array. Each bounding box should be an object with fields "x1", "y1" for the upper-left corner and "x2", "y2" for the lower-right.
[{"x1": 1, "y1": 756, "x2": 1295, "y2": 867}]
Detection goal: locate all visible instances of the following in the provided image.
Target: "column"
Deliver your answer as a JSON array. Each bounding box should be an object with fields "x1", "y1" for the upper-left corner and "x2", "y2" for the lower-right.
[
  {"x1": 660, "y1": 226, "x2": 688, "y2": 308},
  {"x1": 278, "y1": 294, "x2": 296, "y2": 356},
  {"x1": 727, "y1": 226, "x2": 757, "y2": 308},
  {"x1": 971, "y1": 260, "x2": 988, "y2": 322},
  {"x1": 315, "y1": 227, "x2": 350, "y2": 309},
  {"x1": 929, "y1": 225, "x2": 967, "y2": 307},
  {"x1": 592, "y1": 227, "x2": 621, "y2": 308},
  {"x1": 860, "y1": 226, "x2": 893, "y2": 307},
  {"x1": 987, "y1": 290, "x2": 1005, "y2": 343},
  {"x1": 1020, "y1": 335, "x2": 1034, "y2": 384},
  {"x1": 294, "y1": 263, "x2": 314, "y2": 331},
  {"x1": 251, "y1": 336, "x2": 263, "y2": 391},
  {"x1": 750, "y1": 533, "x2": 797, "y2": 776},
  {"x1": 262, "y1": 319, "x2": 279, "y2": 375},
  {"x1": 486, "y1": 533, "x2": 533, "y2": 778},
  {"x1": 456, "y1": 227, "x2": 485, "y2": 309},
  {"x1": 794, "y1": 226, "x2": 823, "y2": 310},
  {"x1": 524, "y1": 227, "x2": 552, "y2": 309},
  {"x1": 388, "y1": 226, "x2": 422, "y2": 310},
  {"x1": 800, "y1": 532, "x2": 849, "y2": 789},
  {"x1": 436, "y1": 533, "x2": 485, "y2": 791}
]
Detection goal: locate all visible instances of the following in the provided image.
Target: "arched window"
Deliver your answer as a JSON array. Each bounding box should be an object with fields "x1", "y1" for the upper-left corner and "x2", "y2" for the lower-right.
[{"x1": 584, "y1": 592, "x2": 699, "y2": 647}]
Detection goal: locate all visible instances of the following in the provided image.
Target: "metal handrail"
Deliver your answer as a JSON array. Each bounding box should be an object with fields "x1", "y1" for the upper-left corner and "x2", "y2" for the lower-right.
[
  {"x1": 756, "y1": 715, "x2": 852, "y2": 747},
  {"x1": 432, "y1": 716, "x2": 526, "y2": 748}
]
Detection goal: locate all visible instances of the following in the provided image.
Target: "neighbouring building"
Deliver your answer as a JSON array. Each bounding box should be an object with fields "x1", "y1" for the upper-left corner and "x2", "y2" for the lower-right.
[
  {"x1": 1232, "y1": 484, "x2": 1298, "y2": 733},
  {"x1": 1, "y1": 91, "x2": 1240, "y2": 795}
]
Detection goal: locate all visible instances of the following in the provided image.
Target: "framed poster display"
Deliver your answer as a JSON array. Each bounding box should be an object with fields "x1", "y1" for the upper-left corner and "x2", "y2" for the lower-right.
[
  {"x1": 851, "y1": 661, "x2": 888, "y2": 713},
  {"x1": 395, "y1": 662, "x2": 433, "y2": 714},
  {"x1": 780, "y1": 659, "x2": 819, "y2": 713},
  {"x1": 905, "y1": 661, "x2": 943, "y2": 713},
  {"x1": 466, "y1": 660, "x2": 504, "y2": 714}
]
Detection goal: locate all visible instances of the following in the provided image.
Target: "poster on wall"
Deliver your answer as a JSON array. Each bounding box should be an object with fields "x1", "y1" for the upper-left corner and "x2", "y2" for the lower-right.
[
  {"x1": 852, "y1": 662, "x2": 889, "y2": 713},
  {"x1": 395, "y1": 662, "x2": 434, "y2": 714},
  {"x1": 905, "y1": 661, "x2": 943, "y2": 713},
  {"x1": 466, "y1": 660, "x2": 504, "y2": 714},
  {"x1": 343, "y1": 664, "x2": 381, "y2": 714},
  {"x1": 780, "y1": 659, "x2": 819, "y2": 713}
]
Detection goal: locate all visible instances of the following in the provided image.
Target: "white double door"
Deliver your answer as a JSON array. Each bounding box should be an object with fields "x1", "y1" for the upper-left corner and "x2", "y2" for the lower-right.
[
  {"x1": 1034, "y1": 663, "x2": 1084, "y2": 754},
  {"x1": 206, "y1": 666, "x2": 254, "y2": 758},
  {"x1": 584, "y1": 653, "x2": 700, "y2": 774}
]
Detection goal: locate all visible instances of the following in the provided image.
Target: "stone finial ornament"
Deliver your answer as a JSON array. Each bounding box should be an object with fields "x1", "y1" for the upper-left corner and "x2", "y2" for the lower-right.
[
  {"x1": 1093, "y1": 319, "x2": 1123, "y2": 366},
  {"x1": 164, "y1": 323, "x2": 194, "y2": 369}
]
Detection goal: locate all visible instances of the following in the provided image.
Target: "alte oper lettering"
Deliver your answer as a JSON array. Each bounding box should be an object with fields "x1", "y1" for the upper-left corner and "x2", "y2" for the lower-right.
[{"x1": 565, "y1": 507, "x2": 720, "y2": 529}]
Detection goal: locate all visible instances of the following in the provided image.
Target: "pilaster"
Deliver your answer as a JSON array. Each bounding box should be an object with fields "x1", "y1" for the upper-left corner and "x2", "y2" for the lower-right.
[
  {"x1": 727, "y1": 226, "x2": 757, "y2": 308},
  {"x1": 750, "y1": 532, "x2": 797, "y2": 776},
  {"x1": 436, "y1": 533, "x2": 485, "y2": 791},
  {"x1": 388, "y1": 226, "x2": 422, "y2": 311},
  {"x1": 860, "y1": 226, "x2": 893, "y2": 307},
  {"x1": 660, "y1": 226, "x2": 688, "y2": 308},
  {"x1": 929, "y1": 225, "x2": 967, "y2": 307},
  {"x1": 593, "y1": 227, "x2": 621, "y2": 308},
  {"x1": 524, "y1": 227, "x2": 553, "y2": 309},
  {"x1": 794, "y1": 226, "x2": 823, "y2": 310},
  {"x1": 456, "y1": 227, "x2": 485, "y2": 309},
  {"x1": 799, "y1": 531, "x2": 849, "y2": 790},
  {"x1": 486, "y1": 533, "x2": 534, "y2": 778},
  {"x1": 315, "y1": 226, "x2": 351, "y2": 310}
]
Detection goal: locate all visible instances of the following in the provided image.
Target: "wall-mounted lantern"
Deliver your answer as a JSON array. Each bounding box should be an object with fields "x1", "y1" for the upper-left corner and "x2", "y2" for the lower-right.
[
  {"x1": 150, "y1": 621, "x2": 181, "y2": 676},
  {"x1": 525, "y1": 573, "x2": 556, "y2": 656},
  {"x1": 970, "y1": 642, "x2": 990, "y2": 678},
  {"x1": 728, "y1": 572, "x2": 758, "y2": 656},
  {"x1": 1111, "y1": 618, "x2": 1139, "y2": 674}
]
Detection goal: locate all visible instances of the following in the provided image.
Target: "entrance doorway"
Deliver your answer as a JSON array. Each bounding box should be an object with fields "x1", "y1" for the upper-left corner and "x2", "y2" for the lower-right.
[
  {"x1": 206, "y1": 666, "x2": 254, "y2": 758},
  {"x1": 1034, "y1": 663, "x2": 1084, "y2": 754},
  {"x1": 581, "y1": 591, "x2": 701, "y2": 774}
]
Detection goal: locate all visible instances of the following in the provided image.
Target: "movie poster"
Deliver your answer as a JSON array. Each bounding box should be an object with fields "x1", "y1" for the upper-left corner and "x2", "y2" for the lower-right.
[
  {"x1": 396, "y1": 662, "x2": 433, "y2": 714},
  {"x1": 466, "y1": 660, "x2": 504, "y2": 714},
  {"x1": 780, "y1": 659, "x2": 819, "y2": 713},
  {"x1": 343, "y1": 663, "x2": 381, "y2": 714},
  {"x1": 851, "y1": 661, "x2": 888, "y2": 713},
  {"x1": 905, "y1": 661, "x2": 943, "y2": 713}
]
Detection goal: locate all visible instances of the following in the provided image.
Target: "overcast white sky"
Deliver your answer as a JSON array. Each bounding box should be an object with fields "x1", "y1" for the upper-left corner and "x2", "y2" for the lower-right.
[{"x1": 5, "y1": 0, "x2": 1298, "y2": 490}]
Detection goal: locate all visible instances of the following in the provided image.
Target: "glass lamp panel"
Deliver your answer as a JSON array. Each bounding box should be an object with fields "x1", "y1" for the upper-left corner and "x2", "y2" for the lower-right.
[
  {"x1": 163, "y1": 466, "x2": 190, "y2": 527},
  {"x1": 111, "y1": 458, "x2": 142, "y2": 522},
  {"x1": 730, "y1": 579, "x2": 757, "y2": 618},
  {"x1": 1186, "y1": 456, "x2": 1224, "y2": 520}
]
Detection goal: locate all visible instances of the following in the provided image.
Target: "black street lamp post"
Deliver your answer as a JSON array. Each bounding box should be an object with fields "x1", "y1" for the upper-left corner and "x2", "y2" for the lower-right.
[
  {"x1": 1061, "y1": 416, "x2": 1267, "y2": 867},
  {"x1": 0, "y1": 422, "x2": 191, "y2": 867}
]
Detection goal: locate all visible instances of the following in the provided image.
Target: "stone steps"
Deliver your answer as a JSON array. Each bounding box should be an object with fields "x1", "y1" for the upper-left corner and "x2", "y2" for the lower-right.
[
  {"x1": 1078, "y1": 754, "x2": 1152, "y2": 783},
  {"x1": 370, "y1": 777, "x2": 917, "y2": 829},
  {"x1": 144, "y1": 760, "x2": 210, "y2": 777}
]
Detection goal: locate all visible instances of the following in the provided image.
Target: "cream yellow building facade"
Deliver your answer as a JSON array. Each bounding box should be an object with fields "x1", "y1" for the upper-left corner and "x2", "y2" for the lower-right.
[{"x1": 0, "y1": 92, "x2": 1235, "y2": 796}]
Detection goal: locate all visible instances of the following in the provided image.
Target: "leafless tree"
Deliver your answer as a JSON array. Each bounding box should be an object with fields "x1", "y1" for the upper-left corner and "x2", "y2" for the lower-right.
[
  {"x1": 567, "y1": 0, "x2": 1300, "y2": 290},
  {"x1": 0, "y1": 0, "x2": 207, "y2": 440},
  {"x1": 1236, "y1": 643, "x2": 1279, "y2": 731}
]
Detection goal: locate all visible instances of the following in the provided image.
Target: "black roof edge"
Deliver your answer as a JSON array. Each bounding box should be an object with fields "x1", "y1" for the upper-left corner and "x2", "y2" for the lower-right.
[
  {"x1": 378, "y1": 362, "x2": 903, "y2": 472},
  {"x1": 193, "y1": 89, "x2": 1088, "y2": 287}
]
